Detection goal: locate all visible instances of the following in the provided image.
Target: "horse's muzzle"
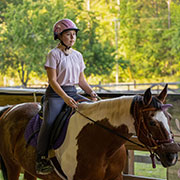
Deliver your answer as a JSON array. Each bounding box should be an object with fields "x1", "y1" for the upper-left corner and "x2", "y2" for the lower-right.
[
  {"x1": 155, "y1": 142, "x2": 180, "y2": 167},
  {"x1": 159, "y1": 142, "x2": 180, "y2": 153}
]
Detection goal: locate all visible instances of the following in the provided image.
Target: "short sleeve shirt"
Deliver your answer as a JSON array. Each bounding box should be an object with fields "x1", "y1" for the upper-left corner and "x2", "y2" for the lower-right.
[{"x1": 45, "y1": 48, "x2": 86, "y2": 86}]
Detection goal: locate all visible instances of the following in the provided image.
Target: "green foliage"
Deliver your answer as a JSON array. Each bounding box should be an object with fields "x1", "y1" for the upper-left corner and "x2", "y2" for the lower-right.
[
  {"x1": 0, "y1": 0, "x2": 63, "y2": 86},
  {"x1": 118, "y1": 0, "x2": 180, "y2": 80},
  {"x1": 1, "y1": 0, "x2": 180, "y2": 86},
  {"x1": 0, "y1": 0, "x2": 117, "y2": 86}
]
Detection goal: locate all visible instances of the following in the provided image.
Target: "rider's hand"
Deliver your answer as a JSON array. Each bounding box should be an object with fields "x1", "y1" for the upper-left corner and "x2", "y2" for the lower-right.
[
  {"x1": 90, "y1": 91, "x2": 98, "y2": 101},
  {"x1": 63, "y1": 95, "x2": 77, "y2": 108}
]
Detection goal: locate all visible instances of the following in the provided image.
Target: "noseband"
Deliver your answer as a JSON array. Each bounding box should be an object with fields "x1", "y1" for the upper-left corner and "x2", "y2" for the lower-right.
[{"x1": 131, "y1": 95, "x2": 174, "y2": 168}]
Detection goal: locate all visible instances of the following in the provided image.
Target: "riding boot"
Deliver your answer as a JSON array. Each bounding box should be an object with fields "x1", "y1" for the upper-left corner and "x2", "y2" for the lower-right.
[{"x1": 35, "y1": 155, "x2": 54, "y2": 175}]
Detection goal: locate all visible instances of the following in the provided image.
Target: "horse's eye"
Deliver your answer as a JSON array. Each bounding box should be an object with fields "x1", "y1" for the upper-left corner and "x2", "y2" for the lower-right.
[{"x1": 149, "y1": 120, "x2": 156, "y2": 126}]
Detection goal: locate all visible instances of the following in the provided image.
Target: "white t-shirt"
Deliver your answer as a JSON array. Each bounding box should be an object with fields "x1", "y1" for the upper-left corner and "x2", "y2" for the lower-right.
[{"x1": 45, "y1": 47, "x2": 86, "y2": 86}]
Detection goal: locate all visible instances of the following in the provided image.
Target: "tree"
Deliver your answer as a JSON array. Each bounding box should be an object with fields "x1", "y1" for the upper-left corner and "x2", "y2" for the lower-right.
[
  {"x1": 0, "y1": 0, "x2": 64, "y2": 86},
  {"x1": 64, "y1": 0, "x2": 116, "y2": 78},
  {"x1": 117, "y1": 0, "x2": 178, "y2": 79},
  {"x1": 0, "y1": 0, "x2": 117, "y2": 86},
  {"x1": 2, "y1": 0, "x2": 180, "y2": 86}
]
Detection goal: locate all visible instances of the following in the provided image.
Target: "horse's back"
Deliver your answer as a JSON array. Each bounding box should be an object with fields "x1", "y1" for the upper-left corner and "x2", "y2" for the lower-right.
[
  {"x1": 0, "y1": 102, "x2": 40, "y2": 122},
  {"x1": 0, "y1": 102, "x2": 40, "y2": 153},
  {"x1": 0, "y1": 102, "x2": 43, "y2": 180}
]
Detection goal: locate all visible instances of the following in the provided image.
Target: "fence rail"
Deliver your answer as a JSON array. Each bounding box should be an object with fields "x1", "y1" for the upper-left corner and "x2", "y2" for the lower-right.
[
  {"x1": 3, "y1": 81, "x2": 180, "y2": 94},
  {"x1": 90, "y1": 81, "x2": 180, "y2": 94}
]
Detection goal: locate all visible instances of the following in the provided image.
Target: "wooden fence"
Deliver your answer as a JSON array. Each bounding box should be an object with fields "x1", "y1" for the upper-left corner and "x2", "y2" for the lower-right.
[
  {"x1": 6, "y1": 81, "x2": 180, "y2": 94},
  {"x1": 89, "y1": 81, "x2": 180, "y2": 94},
  {"x1": 1, "y1": 87, "x2": 180, "y2": 180}
]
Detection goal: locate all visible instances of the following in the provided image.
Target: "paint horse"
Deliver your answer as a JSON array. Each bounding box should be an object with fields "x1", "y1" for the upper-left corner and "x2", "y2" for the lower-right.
[{"x1": 0, "y1": 84, "x2": 179, "y2": 180}]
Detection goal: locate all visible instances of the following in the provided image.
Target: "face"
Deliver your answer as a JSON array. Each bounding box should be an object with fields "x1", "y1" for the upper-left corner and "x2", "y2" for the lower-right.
[
  {"x1": 146, "y1": 109, "x2": 178, "y2": 167},
  {"x1": 60, "y1": 30, "x2": 76, "y2": 47},
  {"x1": 132, "y1": 85, "x2": 179, "y2": 167}
]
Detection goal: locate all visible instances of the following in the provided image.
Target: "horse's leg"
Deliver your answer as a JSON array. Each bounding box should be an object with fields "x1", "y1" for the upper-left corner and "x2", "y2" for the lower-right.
[
  {"x1": 114, "y1": 174, "x2": 123, "y2": 180},
  {"x1": 0, "y1": 153, "x2": 21, "y2": 180},
  {"x1": 24, "y1": 171, "x2": 36, "y2": 180},
  {"x1": 5, "y1": 159, "x2": 21, "y2": 180},
  {"x1": 104, "y1": 145, "x2": 126, "y2": 180}
]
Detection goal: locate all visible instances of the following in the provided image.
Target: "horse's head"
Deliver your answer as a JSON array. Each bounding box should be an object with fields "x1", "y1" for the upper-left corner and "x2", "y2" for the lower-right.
[{"x1": 131, "y1": 84, "x2": 179, "y2": 167}]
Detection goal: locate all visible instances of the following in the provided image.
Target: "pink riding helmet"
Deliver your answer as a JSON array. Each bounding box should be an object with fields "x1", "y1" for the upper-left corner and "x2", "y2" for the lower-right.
[{"x1": 53, "y1": 19, "x2": 79, "y2": 37}]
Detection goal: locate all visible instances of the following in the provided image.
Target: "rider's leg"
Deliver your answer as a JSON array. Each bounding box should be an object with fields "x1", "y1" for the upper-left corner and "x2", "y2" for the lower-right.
[{"x1": 36, "y1": 97, "x2": 64, "y2": 175}]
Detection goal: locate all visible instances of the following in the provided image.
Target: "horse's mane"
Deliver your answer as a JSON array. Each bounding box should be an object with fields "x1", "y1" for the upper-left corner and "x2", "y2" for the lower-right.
[
  {"x1": 0, "y1": 105, "x2": 12, "y2": 118},
  {"x1": 76, "y1": 96, "x2": 136, "y2": 132},
  {"x1": 78, "y1": 96, "x2": 133, "y2": 109},
  {"x1": 77, "y1": 96, "x2": 134, "y2": 119}
]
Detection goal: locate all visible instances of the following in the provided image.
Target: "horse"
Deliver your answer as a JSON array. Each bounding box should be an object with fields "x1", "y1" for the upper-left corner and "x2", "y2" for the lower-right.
[{"x1": 0, "y1": 84, "x2": 180, "y2": 180}]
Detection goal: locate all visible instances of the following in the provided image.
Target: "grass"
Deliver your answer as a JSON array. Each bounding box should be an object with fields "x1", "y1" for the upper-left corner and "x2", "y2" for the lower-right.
[
  {"x1": 135, "y1": 162, "x2": 166, "y2": 179},
  {"x1": 134, "y1": 150, "x2": 166, "y2": 179}
]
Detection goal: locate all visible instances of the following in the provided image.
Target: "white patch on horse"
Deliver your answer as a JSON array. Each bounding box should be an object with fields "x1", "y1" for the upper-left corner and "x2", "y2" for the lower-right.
[
  {"x1": 154, "y1": 111, "x2": 172, "y2": 138},
  {"x1": 55, "y1": 96, "x2": 136, "y2": 179},
  {"x1": 55, "y1": 111, "x2": 90, "y2": 179},
  {"x1": 76, "y1": 96, "x2": 136, "y2": 134}
]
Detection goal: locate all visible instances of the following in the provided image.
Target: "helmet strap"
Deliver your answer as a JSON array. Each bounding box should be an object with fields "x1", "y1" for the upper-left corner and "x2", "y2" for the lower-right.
[
  {"x1": 58, "y1": 43, "x2": 72, "y2": 56},
  {"x1": 60, "y1": 40, "x2": 71, "y2": 50}
]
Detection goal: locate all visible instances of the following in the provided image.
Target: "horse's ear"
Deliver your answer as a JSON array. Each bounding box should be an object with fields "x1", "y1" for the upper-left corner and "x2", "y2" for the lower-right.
[
  {"x1": 157, "y1": 84, "x2": 168, "y2": 103},
  {"x1": 143, "y1": 88, "x2": 152, "y2": 106}
]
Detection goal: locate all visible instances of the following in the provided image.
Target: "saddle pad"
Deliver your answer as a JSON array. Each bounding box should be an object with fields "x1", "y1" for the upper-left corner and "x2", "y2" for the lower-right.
[{"x1": 24, "y1": 113, "x2": 70, "y2": 149}]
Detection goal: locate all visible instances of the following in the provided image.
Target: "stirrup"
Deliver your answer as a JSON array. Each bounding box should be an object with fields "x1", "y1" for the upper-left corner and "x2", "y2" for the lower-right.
[{"x1": 36, "y1": 156, "x2": 54, "y2": 175}]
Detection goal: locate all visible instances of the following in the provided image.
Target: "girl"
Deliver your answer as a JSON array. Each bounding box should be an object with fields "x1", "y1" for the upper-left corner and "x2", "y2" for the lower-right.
[{"x1": 36, "y1": 19, "x2": 97, "y2": 175}]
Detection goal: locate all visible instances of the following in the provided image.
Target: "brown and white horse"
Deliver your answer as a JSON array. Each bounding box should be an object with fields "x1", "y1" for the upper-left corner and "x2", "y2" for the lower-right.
[{"x1": 0, "y1": 84, "x2": 179, "y2": 180}]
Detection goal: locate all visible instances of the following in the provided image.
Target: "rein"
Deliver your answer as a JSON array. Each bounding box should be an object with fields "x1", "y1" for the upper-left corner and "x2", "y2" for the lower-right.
[{"x1": 75, "y1": 109, "x2": 146, "y2": 149}]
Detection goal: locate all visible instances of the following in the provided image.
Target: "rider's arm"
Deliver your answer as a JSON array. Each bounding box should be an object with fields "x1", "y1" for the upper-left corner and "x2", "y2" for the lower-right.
[
  {"x1": 78, "y1": 72, "x2": 97, "y2": 101},
  {"x1": 46, "y1": 67, "x2": 77, "y2": 108}
]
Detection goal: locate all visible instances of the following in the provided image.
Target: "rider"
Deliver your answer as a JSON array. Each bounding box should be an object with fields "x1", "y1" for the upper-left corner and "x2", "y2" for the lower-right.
[{"x1": 36, "y1": 19, "x2": 97, "y2": 175}]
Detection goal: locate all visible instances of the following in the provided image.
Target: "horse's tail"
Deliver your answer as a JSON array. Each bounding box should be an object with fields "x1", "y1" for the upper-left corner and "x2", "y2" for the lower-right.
[{"x1": 0, "y1": 154, "x2": 8, "y2": 180}]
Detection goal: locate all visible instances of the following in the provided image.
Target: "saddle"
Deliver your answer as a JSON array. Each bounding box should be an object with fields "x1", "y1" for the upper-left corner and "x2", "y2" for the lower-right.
[
  {"x1": 49, "y1": 103, "x2": 74, "y2": 149},
  {"x1": 25, "y1": 98, "x2": 75, "y2": 150}
]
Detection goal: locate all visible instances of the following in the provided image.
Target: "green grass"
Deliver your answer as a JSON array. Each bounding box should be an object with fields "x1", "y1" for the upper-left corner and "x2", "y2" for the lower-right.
[
  {"x1": 134, "y1": 150, "x2": 166, "y2": 179},
  {"x1": 135, "y1": 162, "x2": 166, "y2": 179}
]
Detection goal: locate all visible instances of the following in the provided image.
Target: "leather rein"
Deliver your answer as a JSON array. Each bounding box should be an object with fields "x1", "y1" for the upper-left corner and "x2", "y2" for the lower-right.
[{"x1": 76, "y1": 109, "x2": 145, "y2": 148}]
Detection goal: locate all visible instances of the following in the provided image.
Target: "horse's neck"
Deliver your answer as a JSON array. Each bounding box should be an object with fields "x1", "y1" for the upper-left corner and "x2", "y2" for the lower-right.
[{"x1": 78, "y1": 96, "x2": 136, "y2": 134}]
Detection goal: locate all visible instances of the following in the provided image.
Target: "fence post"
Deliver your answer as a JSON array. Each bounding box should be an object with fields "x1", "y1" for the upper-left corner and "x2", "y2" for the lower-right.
[
  {"x1": 134, "y1": 80, "x2": 136, "y2": 89},
  {"x1": 99, "y1": 81, "x2": 101, "y2": 92},
  {"x1": 128, "y1": 84, "x2": 130, "y2": 91},
  {"x1": 157, "y1": 85, "x2": 160, "y2": 94},
  {"x1": 124, "y1": 150, "x2": 134, "y2": 175},
  {"x1": 33, "y1": 92, "x2": 37, "y2": 102}
]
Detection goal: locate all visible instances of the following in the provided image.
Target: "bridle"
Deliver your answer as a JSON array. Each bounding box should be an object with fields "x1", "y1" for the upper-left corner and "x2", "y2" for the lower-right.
[
  {"x1": 131, "y1": 95, "x2": 174, "y2": 167},
  {"x1": 135, "y1": 107, "x2": 173, "y2": 148}
]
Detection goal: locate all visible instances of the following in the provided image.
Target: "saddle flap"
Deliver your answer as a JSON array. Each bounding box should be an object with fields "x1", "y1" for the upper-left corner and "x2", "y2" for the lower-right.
[{"x1": 49, "y1": 105, "x2": 74, "y2": 149}]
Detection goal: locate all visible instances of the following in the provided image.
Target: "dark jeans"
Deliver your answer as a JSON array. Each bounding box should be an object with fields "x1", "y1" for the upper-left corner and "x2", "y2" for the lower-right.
[{"x1": 36, "y1": 85, "x2": 89, "y2": 157}]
